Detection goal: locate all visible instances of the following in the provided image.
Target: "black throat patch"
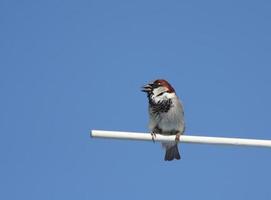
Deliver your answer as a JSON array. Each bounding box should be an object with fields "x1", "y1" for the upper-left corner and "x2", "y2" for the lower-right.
[{"x1": 149, "y1": 98, "x2": 172, "y2": 114}]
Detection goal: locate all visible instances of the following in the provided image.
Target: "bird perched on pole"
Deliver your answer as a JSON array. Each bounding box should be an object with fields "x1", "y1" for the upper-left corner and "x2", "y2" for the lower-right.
[{"x1": 141, "y1": 79, "x2": 185, "y2": 161}]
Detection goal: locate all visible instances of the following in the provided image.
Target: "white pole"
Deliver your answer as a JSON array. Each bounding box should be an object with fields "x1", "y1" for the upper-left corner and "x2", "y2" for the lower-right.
[{"x1": 91, "y1": 130, "x2": 271, "y2": 148}]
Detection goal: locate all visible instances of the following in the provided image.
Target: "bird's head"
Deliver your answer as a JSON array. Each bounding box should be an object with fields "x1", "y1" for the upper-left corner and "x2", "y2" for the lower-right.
[{"x1": 141, "y1": 79, "x2": 176, "y2": 101}]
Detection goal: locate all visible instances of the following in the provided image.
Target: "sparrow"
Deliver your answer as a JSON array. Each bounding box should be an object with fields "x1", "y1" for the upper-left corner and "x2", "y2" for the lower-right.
[{"x1": 141, "y1": 79, "x2": 185, "y2": 161}]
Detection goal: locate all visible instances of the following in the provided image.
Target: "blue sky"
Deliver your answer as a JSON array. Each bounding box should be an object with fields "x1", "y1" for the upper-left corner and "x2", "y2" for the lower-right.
[{"x1": 1, "y1": 0, "x2": 271, "y2": 199}]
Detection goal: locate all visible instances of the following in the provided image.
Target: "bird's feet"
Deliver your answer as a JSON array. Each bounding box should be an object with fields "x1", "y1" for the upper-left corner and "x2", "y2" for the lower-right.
[
  {"x1": 151, "y1": 126, "x2": 161, "y2": 143},
  {"x1": 175, "y1": 132, "x2": 181, "y2": 142},
  {"x1": 151, "y1": 132, "x2": 156, "y2": 143}
]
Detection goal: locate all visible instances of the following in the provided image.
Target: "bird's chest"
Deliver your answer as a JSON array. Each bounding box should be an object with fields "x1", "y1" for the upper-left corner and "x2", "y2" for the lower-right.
[
  {"x1": 157, "y1": 108, "x2": 180, "y2": 131},
  {"x1": 150, "y1": 102, "x2": 181, "y2": 131}
]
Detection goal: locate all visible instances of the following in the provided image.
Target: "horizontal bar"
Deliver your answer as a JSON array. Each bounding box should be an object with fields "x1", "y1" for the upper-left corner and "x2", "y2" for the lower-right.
[{"x1": 91, "y1": 130, "x2": 271, "y2": 148}]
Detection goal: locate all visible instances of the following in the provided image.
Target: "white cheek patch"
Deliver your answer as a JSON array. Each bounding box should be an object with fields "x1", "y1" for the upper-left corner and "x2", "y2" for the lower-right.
[
  {"x1": 151, "y1": 88, "x2": 175, "y2": 103},
  {"x1": 152, "y1": 87, "x2": 166, "y2": 97},
  {"x1": 152, "y1": 94, "x2": 164, "y2": 103},
  {"x1": 165, "y1": 92, "x2": 175, "y2": 99}
]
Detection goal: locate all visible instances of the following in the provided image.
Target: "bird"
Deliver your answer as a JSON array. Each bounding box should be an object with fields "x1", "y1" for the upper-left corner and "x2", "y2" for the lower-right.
[{"x1": 141, "y1": 79, "x2": 185, "y2": 161}]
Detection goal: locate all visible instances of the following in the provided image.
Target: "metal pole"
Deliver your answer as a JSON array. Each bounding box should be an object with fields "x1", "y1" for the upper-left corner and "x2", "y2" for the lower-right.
[{"x1": 91, "y1": 130, "x2": 271, "y2": 148}]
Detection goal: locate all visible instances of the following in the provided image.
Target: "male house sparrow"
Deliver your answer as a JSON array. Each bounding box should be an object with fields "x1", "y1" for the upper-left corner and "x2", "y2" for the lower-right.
[{"x1": 142, "y1": 79, "x2": 185, "y2": 161}]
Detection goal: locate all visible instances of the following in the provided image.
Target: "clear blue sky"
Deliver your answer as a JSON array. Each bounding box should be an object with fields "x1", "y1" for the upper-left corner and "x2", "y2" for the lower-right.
[{"x1": 1, "y1": 0, "x2": 271, "y2": 199}]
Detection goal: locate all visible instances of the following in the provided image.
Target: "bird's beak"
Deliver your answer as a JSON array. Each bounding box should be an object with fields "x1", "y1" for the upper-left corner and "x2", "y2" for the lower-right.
[{"x1": 141, "y1": 83, "x2": 153, "y2": 93}]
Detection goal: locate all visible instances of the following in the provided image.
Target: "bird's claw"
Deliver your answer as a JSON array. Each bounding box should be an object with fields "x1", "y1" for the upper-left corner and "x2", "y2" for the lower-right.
[
  {"x1": 151, "y1": 132, "x2": 156, "y2": 143},
  {"x1": 175, "y1": 133, "x2": 181, "y2": 142}
]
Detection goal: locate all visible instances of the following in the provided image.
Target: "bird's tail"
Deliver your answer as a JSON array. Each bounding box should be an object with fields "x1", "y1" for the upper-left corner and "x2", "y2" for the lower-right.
[{"x1": 164, "y1": 144, "x2": 181, "y2": 161}]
